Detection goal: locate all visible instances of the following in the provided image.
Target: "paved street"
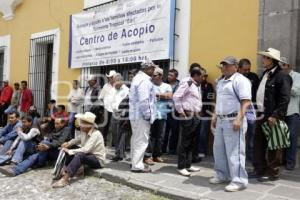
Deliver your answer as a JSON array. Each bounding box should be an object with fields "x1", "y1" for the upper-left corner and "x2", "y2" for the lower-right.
[{"x1": 0, "y1": 167, "x2": 168, "y2": 200}]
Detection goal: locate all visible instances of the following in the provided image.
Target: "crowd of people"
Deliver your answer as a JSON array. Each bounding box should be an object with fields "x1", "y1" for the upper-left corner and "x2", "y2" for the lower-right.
[{"x1": 0, "y1": 47, "x2": 299, "y2": 192}]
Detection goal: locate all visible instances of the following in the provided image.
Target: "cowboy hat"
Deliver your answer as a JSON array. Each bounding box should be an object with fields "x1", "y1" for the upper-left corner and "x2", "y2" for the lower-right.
[
  {"x1": 141, "y1": 60, "x2": 157, "y2": 69},
  {"x1": 258, "y1": 48, "x2": 283, "y2": 62},
  {"x1": 75, "y1": 112, "x2": 97, "y2": 127},
  {"x1": 106, "y1": 70, "x2": 117, "y2": 78}
]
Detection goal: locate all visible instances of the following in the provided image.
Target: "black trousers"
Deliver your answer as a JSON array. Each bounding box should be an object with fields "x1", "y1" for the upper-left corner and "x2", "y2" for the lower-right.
[
  {"x1": 111, "y1": 117, "x2": 127, "y2": 159},
  {"x1": 178, "y1": 117, "x2": 201, "y2": 169},
  {"x1": 0, "y1": 103, "x2": 9, "y2": 127},
  {"x1": 253, "y1": 118, "x2": 283, "y2": 177},
  {"x1": 145, "y1": 119, "x2": 166, "y2": 158},
  {"x1": 65, "y1": 152, "x2": 101, "y2": 177},
  {"x1": 100, "y1": 110, "x2": 112, "y2": 146}
]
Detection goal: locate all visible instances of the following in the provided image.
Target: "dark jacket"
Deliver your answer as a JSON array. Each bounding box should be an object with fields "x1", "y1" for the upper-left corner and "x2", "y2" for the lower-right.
[
  {"x1": 201, "y1": 81, "x2": 215, "y2": 117},
  {"x1": 47, "y1": 126, "x2": 70, "y2": 149},
  {"x1": 244, "y1": 72, "x2": 260, "y2": 102},
  {"x1": 261, "y1": 66, "x2": 292, "y2": 119},
  {"x1": 85, "y1": 84, "x2": 100, "y2": 103}
]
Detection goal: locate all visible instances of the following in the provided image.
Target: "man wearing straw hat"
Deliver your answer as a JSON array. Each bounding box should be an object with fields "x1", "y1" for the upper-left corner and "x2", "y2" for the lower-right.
[
  {"x1": 129, "y1": 60, "x2": 156, "y2": 173},
  {"x1": 52, "y1": 112, "x2": 106, "y2": 188},
  {"x1": 249, "y1": 48, "x2": 292, "y2": 182}
]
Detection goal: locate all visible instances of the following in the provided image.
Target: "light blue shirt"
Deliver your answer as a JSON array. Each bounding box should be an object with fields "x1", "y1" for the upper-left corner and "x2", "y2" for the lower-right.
[
  {"x1": 154, "y1": 82, "x2": 172, "y2": 120},
  {"x1": 129, "y1": 71, "x2": 156, "y2": 123},
  {"x1": 287, "y1": 70, "x2": 300, "y2": 116},
  {"x1": 216, "y1": 73, "x2": 252, "y2": 115}
]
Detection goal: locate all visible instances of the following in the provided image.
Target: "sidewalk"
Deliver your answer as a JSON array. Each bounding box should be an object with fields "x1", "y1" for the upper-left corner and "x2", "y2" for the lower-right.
[{"x1": 93, "y1": 148, "x2": 300, "y2": 200}]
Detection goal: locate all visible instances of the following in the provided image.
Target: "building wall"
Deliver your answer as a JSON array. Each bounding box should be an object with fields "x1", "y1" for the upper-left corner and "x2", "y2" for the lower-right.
[
  {"x1": 189, "y1": 0, "x2": 259, "y2": 82},
  {"x1": 0, "y1": 0, "x2": 83, "y2": 103},
  {"x1": 258, "y1": 0, "x2": 300, "y2": 74}
]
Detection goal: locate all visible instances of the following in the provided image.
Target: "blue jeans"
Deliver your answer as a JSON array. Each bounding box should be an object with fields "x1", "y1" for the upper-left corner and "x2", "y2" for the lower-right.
[
  {"x1": 4, "y1": 105, "x2": 17, "y2": 114},
  {"x1": 198, "y1": 119, "x2": 210, "y2": 155},
  {"x1": 11, "y1": 140, "x2": 36, "y2": 164},
  {"x1": 13, "y1": 153, "x2": 39, "y2": 175},
  {"x1": 285, "y1": 114, "x2": 300, "y2": 166},
  {"x1": 213, "y1": 117, "x2": 248, "y2": 186},
  {"x1": 246, "y1": 121, "x2": 256, "y2": 162},
  {"x1": 0, "y1": 140, "x2": 13, "y2": 155},
  {"x1": 68, "y1": 112, "x2": 76, "y2": 138},
  {"x1": 12, "y1": 140, "x2": 59, "y2": 175}
]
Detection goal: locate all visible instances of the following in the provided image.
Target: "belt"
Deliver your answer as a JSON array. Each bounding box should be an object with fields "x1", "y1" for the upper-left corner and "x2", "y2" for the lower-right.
[
  {"x1": 217, "y1": 113, "x2": 238, "y2": 119},
  {"x1": 184, "y1": 110, "x2": 202, "y2": 116}
]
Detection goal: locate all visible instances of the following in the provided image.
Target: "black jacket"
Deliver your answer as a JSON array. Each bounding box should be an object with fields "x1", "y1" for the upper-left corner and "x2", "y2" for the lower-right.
[
  {"x1": 47, "y1": 126, "x2": 70, "y2": 149},
  {"x1": 261, "y1": 66, "x2": 292, "y2": 119},
  {"x1": 244, "y1": 72, "x2": 260, "y2": 102}
]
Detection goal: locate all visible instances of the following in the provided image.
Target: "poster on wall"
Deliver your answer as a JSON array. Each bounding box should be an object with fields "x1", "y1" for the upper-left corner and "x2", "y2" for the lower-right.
[{"x1": 69, "y1": 0, "x2": 175, "y2": 68}]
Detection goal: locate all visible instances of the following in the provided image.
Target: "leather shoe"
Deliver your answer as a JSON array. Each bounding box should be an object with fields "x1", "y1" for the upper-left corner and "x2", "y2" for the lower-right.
[
  {"x1": 153, "y1": 157, "x2": 164, "y2": 163},
  {"x1": 248, "y1": 171, "x2": 262, "y2": 179},
  {"x1": 111, "y1": 156, "x2": 123, "y2": 162},
  {"x1": 257, "y1": 176, "x2": 279, "y2": 182},
  {"x1": 0, "y1": 166, "x2": 16, "y2": 177},
  {"x1": 131, "y1": 167, "x2": 152, "y2": 173},
  {"x1": 144, "y1": 158, "x2": 155, "y2": 166}
]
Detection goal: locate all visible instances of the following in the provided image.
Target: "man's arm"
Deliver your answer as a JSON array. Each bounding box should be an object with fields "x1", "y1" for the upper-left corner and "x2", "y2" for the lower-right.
[
  {"x1": 138, "y1": 81, "x2": 152, "y2": 120},
  {"x1": 48, "y1": 128, "x2": 70, "y2": 149},
  {"x1": 173, "y1": 81, "x2": 189, "y2": 116}
]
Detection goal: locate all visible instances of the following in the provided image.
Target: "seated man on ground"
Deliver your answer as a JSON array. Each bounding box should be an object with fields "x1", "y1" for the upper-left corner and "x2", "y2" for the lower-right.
[
  {"x1": 52, "y1": 112, "x2": 106, "y2": 188},
  {"x1": 0, "y1": 118, "x2": 70, "y2": 176},
  {"x1": 0, "y1": 111, "x2": 22, "y2": 155},
  {"x1": 0, "y1": 115, "x2": 41, "y2": 165}
]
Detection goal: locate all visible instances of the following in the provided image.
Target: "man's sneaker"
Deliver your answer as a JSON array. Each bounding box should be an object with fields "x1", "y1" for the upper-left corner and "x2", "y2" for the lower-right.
[
  {"x1": 225, "y1": 183, "x2": 246, "y2": 192},
  {"x1": 0, "y1": 166, "x2": 16, "y2": 177},
  {"x1": 209, "y1": 177, "x2": 227, "y2": 184},
  {"x1": 178, "y1": 169, "x2": 191, "y2": 177},
  {"x1": 187, "y1": 166, "x2": 200, "y2": 172}
]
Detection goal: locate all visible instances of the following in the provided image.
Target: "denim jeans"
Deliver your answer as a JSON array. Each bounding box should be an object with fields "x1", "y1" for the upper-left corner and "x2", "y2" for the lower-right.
[
  {"x1": 163, "y1": 113, "x2": 179, "y2": 154},
  {"x1": 13, "y1": 153, "x2": 39, "y2": 175},
  {"x1": 68, "y1": 112, "x2": 76, "y2": 138},
  {"x1": 246, "y1": 121, "x2": 256, "y2": 162},
  {"x1": 66, "y1": 153, "x2": 101, "y2": 177},
  {"x1": 11, "y1": 140, "x2": 37, "y2": 164},
  {"x1": 0, "y1": 140, "x2": 13, "y2": 155},
  {"x1": 145, "y1": 119, "x2": 166, "y2": 158},
  {"x1": 285, "y1": 114, "x2": 300, "y2": 166},
  {"x1": 4, "y1": 105, "x2": 17, "y2": 114},
  {"x1": 213, "y1": 117, "x2": 248, "y2": 186},
  {"x1": 12, "y1": 140, "x2": 59, "y2": 175}
]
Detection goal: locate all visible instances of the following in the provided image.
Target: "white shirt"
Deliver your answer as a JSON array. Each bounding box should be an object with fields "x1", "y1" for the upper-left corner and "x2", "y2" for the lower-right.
[
  {"x1": 216, "y1": 73, "x2": 251, "y2": 115},
  {"x1": 287, "y1": 70, "x2": 300, "y2": 116},
  {"x1": 68, "y1": 88, "x2": 84, "y2": 113},
  {"x1": 99, "y1": 83, "x2": 114, "y2": 112},
  {"x1": 111, "y1": 84, "x2": 129, "y2": 112},
  {"x1": 256, "y1": 67, "x2": 277, "y2": 112}
]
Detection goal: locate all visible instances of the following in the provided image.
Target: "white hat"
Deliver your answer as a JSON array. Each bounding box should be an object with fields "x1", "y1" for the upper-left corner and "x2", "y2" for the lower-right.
[
  {"x1": 280, "y1": 57, "x2": 290, "y2": 65},
  {"x1": 258, "y1": 48, "x2": 283, "y2": 62},
  {"x1": 141, "y1": 60, "x2": 157, "y2": 69},
  {"x1": 75, "y1": 112, "x2": 96, "y2": 126},
  {"x1": 153, "y1": 67, "x2": 163, "y2": 75},
  {"x1": 106, "y1": 70, "x2": 117, "y2": 77},
  {"x1": 87, "y1": 75, "x2": 97, "y2": 81}
]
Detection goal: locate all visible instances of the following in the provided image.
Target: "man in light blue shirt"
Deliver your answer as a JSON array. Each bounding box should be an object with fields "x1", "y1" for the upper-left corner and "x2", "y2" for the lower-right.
[
  {"x1": 129, "y1": 60, "x2": 156, "y2": 173},
  {"x1": 281, "y1": 57, "x2": 300, "y2": 170},
  {"x1": 144, "y1": 67, "x2": 172, "y2": 165}
]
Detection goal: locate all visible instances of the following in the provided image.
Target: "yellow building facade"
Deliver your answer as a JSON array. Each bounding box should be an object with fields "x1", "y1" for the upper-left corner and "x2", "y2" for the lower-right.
[{"x1": 0, "y1": 0, "x2": 259, "y2": 113}]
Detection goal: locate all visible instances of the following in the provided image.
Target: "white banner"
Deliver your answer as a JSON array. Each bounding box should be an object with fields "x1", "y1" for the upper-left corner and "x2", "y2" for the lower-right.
[{"x1": 69, "y1": 0, "x2": 175, "y2": 68}]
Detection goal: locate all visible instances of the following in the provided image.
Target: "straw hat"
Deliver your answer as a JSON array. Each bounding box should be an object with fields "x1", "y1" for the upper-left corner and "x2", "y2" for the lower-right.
[
  {"x1": 106, "y1": 70, "x2": 117, "y2": 78},
  {"x1": 75, "y1": 112, "x2": 97, "y2": 127},
  {"x1": 258, "y1": 48, "x2": 283, "y2": 62}
]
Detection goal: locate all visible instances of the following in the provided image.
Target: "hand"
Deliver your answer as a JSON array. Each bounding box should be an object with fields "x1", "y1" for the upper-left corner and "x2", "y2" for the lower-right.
[
  {"x1": 61, "y1": 142, "x2": 70, "y2": 148},
  {"x1": 179, "y1": 113, "x2": 187, "y2": 119},
  {"x1": 62, "y1": 147, "x2": 69, "y2": 154},
  {"x1": 268, "y1": 117, "x2": 277, "y2": 128},
  {"x1": 6, "y1": 150, "x2": 13, "y2": 156},
  {"x1": 211, "y1": 116, "x2": 217, "y2": 129},
  {"x1": 233, "y1": 118, "x2": 241, "y2": 132},
  {"x1": 37, "y1": 144, "x2": 49, "y2": 152},
  {"x1": 16, "y1": 127, "x2": 22, "y2": 133}
]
